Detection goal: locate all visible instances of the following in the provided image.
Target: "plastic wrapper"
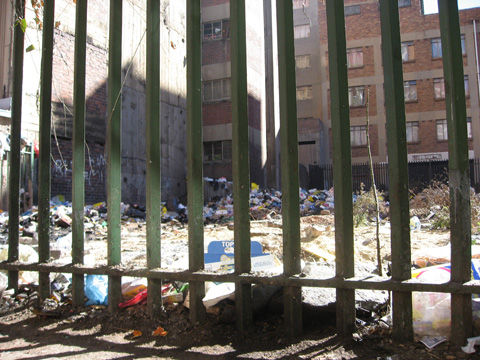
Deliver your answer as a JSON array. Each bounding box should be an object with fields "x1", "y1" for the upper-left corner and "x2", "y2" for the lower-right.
[
  {"x1": 412, "y1": 260, "x2": 480, "y2": 338},
  {"x1": 85, "y1": 274, "x2": 108, "y2": 306}
]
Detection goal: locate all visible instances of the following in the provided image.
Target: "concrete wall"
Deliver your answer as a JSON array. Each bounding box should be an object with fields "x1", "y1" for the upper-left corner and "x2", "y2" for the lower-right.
[{"x1": 0, "y1": 0, "x2": 187, "y2": 205}]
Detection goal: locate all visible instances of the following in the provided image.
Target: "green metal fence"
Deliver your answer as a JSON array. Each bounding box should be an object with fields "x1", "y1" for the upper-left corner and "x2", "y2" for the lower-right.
[{"x1": 0, "y1": 0, "x2": 477, "y2": 346}]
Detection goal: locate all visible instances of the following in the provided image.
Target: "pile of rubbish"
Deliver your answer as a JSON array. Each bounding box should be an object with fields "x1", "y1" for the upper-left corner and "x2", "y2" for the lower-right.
[{"x1": 202, "y1": 180, "x2": 335, "y2": 222}]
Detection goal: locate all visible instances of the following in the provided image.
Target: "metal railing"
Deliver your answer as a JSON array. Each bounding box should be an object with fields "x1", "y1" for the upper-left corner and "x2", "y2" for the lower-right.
[{"x1": 0, "y1": 0, "x2": 476, "y2": 346}]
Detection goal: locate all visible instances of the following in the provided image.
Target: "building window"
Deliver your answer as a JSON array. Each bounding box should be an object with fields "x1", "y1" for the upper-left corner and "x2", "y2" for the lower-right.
[
  {"x1": 398, "y1": 0, "x2": 411, "y2": 7},
  {"x1": 436, "y1": 118, "x2": 472, "y2": 140},
  {"x1": 401, "y1": 41, "x2": 414, "y2": 62},
  {"x1": 431, "y1": 35, "x2": 466, "y2": 58},
  {"x1": 431, "y1": 38, "x2": 442, "y2": 59},
  {"x1": 204, "y1": 140, "x2": 232, "y2": 162},
  {"x1": 203, "y1": 78, "x2": 231, "y2": 102},
  {"x1": 296, "y1": 86, "x2": 312, "y2": 100},
  {"x1": 293, "y1": 0, "x2": 309, "y2": 9},
  {"x1": 436, "y1": 119, "x2": 448, "y2": 141},
  {"x1": 344, "y1": 5, "x2": 361, "y2": 16},
  {"x1": 465, "y1": 75, "x2": 470, "y2": 97},
  {"x1": 434, "y1": 78, "x2": 445, "y2": 100},
  {"x1": 404, "y1": 80, "x2": 417, "y2": 102},
  {"x1": 348, "y1": 86, "x2": 365, "y2": 107},
  {"x1": 203, "y1": 21, "x2": 223, "y2": 41},
  {"x1": 347, "y1": 48, "x2": 363, "y2": 68},
  {"x1": 350, "y1": 126, "x2": 367, "y2": 146},
  {"x1": 433, "y1": 77, "x2": 469, "y2": 99},
  {"x1": 406, "y1": 122, "x2": 419, "y2": 143},
  {"x1": 294, "y1": 24, "x2": 310, "y2": 39},
  {"x1": 295, "y1": 55, "x2": 311, "y2": 69}
]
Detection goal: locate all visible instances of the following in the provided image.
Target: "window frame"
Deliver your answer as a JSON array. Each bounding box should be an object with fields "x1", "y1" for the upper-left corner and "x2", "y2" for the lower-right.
[
  {"x1": 433, "y1": 78, "x2": 445, "y2": 100},
  {"x1": 465, "y1": 75, "x2": 470, "y2": 97},
  {"x1": 203, "y1": 78, "x2": 231, "y2": 102},
  {"x1": 295, "y1": 55, "x2": 311, "y2": 69},
  {"x1": 468, "y1": 117, "x2": 473, "y2": 139},
  {"x1": 401, "y1": 41, "x2": 415, "y2": 62},
  {"x1": 296, "y1": 85, "x2": 313, "y2": 101},
  {"x1": 406, "y1": 121, "x2": 419, "y2": 143},
  {"x1": 404, "y1": 80, "x2": 418, "y2": 103},
  {"x1": 348, "y1": 85, "x2": 366, "y2": 107},
  {"x1": 203, "y1": 20, "x2": 224, "y2": 41},
  {"x1": 344, "y1": 5, "x2": 361, "y2": 16},
  {"x1": 294, "y1": 24, "x2": 311, "y2": 39},
  {"x1": 347, "y1": 48, "x2": 364, "y2": 68},
  {"x1": 431, "y1": 35, "x2": 466, "y2": 59},
  {"x1": 350, "y1": 125, "x2": 367, "y2": 147},
  {"x1": 398, "y1": 0, "x2": 411, "y2": 8},
  {"x1": 293, "y1": 0, "x2": 310, "y2": 9},
  {"x1": 436, "y1": 119, "x2": 448, "y2": 141},
  {"x1": 203, "y1": 140, "x2": 232, "y2": 162}
]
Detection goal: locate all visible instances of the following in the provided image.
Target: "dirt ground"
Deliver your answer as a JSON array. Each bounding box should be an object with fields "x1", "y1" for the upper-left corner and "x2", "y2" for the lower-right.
[
  {"x1": 0, "y1": 215, "x2": 478, "y2": 359},
  {"x1": 0, "y1": 301, "x2": 476, "y2": 359}
]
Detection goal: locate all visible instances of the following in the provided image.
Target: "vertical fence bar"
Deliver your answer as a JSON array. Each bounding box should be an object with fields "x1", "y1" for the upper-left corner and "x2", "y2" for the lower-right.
[
  {"x1": 38, "y1": 0, "x2": 55, "y2": 300},
  {"x1": 107, "y1": 0, "x2": 122, "y2": 312},
  {"x1": 276, "y1": 0, "x2": 302, "y2": 337},
  {"x1": 146, "y1": 0, "x2": 162, "y2": 317},
  {"x1": 231, "y1": 0, "x2": 252, "y2": 333},
  {"x1": 326, "y1": 0, "x2": 355, "y2": 335},
  {"x1": 186, "y1": 0, "x2": 205, "y2": 324},
  {"x1": 380, "y1": 0, "x2": 413, "y2": 342},
  {"x1": 438, "y1": 0, "x2": 472, "y2": 345},
  {"x1": 71, "y1": 0, "x2": 87, "y2": 307},
  {"x1": 8, "y1": 0, "x2": 25, "y2": 291}
]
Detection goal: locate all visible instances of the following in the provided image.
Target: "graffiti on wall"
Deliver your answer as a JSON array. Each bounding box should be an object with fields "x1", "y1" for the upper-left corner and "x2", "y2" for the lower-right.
[{"x1": 51, "y1": 154, "x2": 106, "y2": 186}]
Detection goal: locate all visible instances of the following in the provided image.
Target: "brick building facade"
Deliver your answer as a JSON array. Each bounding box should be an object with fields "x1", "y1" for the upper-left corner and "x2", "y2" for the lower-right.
[
  {"x1": 201, "y1": 0, "x2": 266, "y2": 185},
  {"x1": 317, "y1": 0, "x2": 480, "y2": 163}
]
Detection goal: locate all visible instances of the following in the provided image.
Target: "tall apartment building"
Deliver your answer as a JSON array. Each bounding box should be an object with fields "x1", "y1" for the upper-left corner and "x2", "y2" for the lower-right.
[
  {"x1": 201, "y1": 0, "x2": 265, "y2": 184},
  {"x1": 317, "y1": 0, "x2": 480, "y2": 163},
  {"x1": 202, "y1": 0, "x2": 480, "y2": 188}
]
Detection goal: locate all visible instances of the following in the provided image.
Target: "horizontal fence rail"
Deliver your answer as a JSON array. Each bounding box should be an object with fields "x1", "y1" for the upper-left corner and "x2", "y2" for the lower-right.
[{"x1": 0, "y1": 0, "x2": 475, "y2": 347}]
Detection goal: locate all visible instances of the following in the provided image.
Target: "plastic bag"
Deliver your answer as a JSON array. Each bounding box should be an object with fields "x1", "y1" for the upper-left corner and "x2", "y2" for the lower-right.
[
  {"x1": 85, "y1": 275, "x2": 108, "y2": 306},
  {"x1": 412, "y1": 260, "x2": 480, "y2": 338}
]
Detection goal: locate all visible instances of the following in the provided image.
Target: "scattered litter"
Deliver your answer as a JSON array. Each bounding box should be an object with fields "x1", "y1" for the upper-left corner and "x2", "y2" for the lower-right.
[
  {"x1": 462, "y1": 335, "x2": 480, "y2": 354},
  {"x1": 152, "y1": 326, "x2": 168, "y2": 337},
  {"x1": 419, "y1": 335, "x2": 447, "y2": 349},
  {"x1": 409, "y1": 216, "x2": 421, "y2": 231},
  {"x1": 130, "y1": 330, "x2": 142, "y2": 339},
  {"x1": 85, "y1": 275, "x2": 108, "y2": 306},
  {"x1": 412, "y1": 260, "x2": 480, "y2": 338}
]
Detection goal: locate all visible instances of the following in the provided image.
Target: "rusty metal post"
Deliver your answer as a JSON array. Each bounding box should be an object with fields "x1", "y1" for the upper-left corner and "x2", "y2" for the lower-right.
[
  {"x1": 326, "y1": 0, "x2": 356, "y2": 335},
  {"x1": 146, "y1": 0, "x2": 163, "y2": 317},
  {"x1": 231, "y1": 0, "x2": 252, "y2": 333},
  {"x1": 187, "y1": 0, "x2": 205, "y2": 324},
  {"x1": 7, "y1": 0, "x2": 25, "y2": 291},
  {"x1": 276, "y1": 0, "x2": 302, "y2": 338},
  {"x1": 38, "y1": 0, "x2": 55, "y2": 300},
  {"x1": 71, "y1": 0, "x2": 87, "y2": 307},
  {"x1": 107, "y1": 0, "x2": 123, "y2": 312},
  {"x1": 438, "y1": 0, "x2": 472, "y2": 346},
  {"x1": 379, "y1": 0, "x2": 413, "y2": 342}
]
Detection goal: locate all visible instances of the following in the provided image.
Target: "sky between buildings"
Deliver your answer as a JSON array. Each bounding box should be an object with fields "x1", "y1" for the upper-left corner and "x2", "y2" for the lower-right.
[{"x1": 423, "y1": 0, "x2": 480, "y2": 14}]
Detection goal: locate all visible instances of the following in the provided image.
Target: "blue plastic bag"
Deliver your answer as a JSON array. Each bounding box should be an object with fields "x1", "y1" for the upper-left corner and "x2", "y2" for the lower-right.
[{"x1": 85, "y1": 275, "x2": 108, "y2": 306}]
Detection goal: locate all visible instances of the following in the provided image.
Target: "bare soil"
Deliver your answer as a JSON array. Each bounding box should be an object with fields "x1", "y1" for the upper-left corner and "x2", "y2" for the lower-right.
[
  {"x1": 1, "y1": 215, "x2": 478, "y2": 359},
  {"x1": 0, "y1": 301, "x2": 476, "y2": 359}
]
